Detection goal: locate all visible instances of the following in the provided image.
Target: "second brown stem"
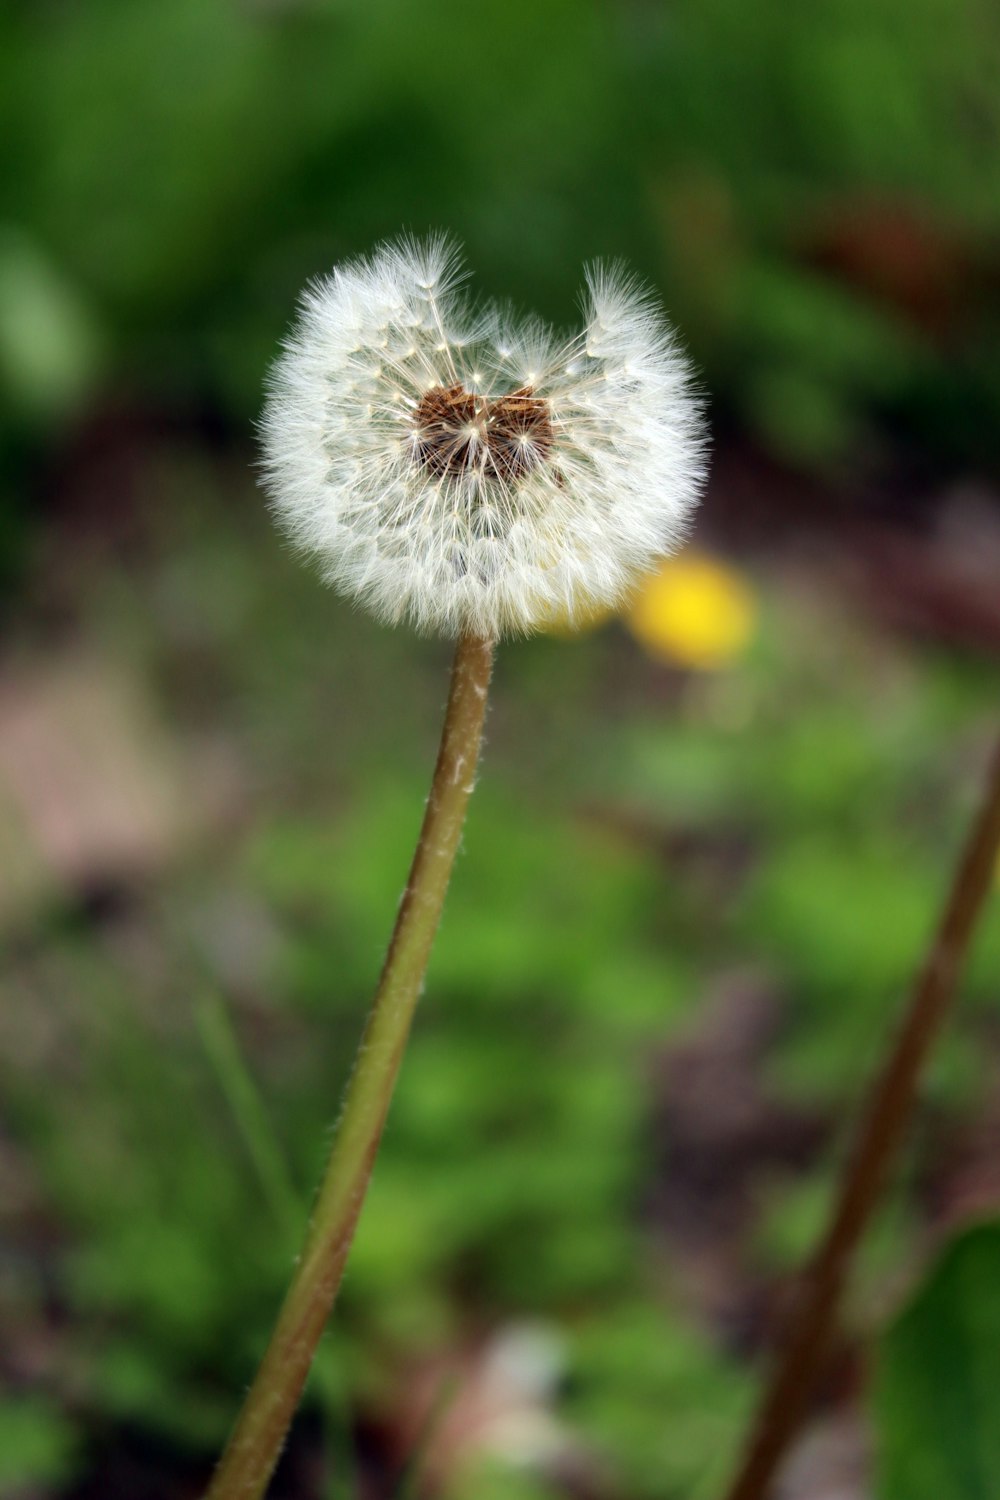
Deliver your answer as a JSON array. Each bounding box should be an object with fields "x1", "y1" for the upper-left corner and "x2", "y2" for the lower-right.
[{"x1": 725, "y1": 731, "x2": 1000, "y2": 1500}]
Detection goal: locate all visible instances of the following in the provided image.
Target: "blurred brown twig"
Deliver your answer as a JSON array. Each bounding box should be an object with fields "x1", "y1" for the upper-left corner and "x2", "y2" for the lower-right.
[{"x1": 724, "y1": 729, "x2": 1000, "y2": 1500}]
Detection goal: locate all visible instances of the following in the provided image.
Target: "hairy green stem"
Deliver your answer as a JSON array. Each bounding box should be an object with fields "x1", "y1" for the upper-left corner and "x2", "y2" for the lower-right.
[
  {"x1": 725, "y1": 730, "x2": 1000, "y2": 1500},
  {"x1": 206, "y1": 633, "x2": 495, "y2": 1500}
]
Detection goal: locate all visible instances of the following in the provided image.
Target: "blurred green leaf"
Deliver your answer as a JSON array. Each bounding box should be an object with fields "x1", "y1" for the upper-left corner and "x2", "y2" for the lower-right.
[
  {"x1": 0, "y1": 1398, "x2": 79, "y2": 1488},
  {"x1": 567, "y1": 1304, "x2": 753, "y2": 1500},
  {"x1": 873, "y1": 1221, "x2": 1000, "y2": 1500},
  {"x1": 0, "y1": 228, "x2": 104, "y2": 419}
]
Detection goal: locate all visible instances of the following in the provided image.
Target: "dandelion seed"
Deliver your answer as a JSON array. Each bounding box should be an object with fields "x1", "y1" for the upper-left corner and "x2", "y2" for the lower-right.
[{"x1": 260, "y1": 234, "x2": 707, "y2": 638}]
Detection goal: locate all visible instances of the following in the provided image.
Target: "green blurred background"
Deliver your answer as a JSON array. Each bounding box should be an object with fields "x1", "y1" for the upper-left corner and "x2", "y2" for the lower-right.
[{"x1": 1, "y1": 2, "x2": 999, "y2": 1497}]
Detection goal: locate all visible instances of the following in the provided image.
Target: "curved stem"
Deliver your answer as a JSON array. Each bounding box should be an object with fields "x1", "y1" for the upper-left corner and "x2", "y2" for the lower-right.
[
  {"x1": 206, "y1": 633, "x2": 495, "y2": 1500},
  {"x1": 725, "y1": 730, "x2": 1000, "y2": 1500}
]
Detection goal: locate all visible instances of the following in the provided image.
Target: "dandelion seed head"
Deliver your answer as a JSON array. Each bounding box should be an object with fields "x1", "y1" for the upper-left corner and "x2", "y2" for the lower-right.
[{"x1": 261, "y1": 235, "x2": 707, "y2": 638}]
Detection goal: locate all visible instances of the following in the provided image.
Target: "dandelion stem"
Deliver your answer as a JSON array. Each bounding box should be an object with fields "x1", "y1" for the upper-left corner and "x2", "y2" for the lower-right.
[
  {"x1": 206, "y1": 633, "x2": 495, "y2": 1500},
  {"x1": 724, "y1": 729, "x2": 1000, "y2": 1500}
]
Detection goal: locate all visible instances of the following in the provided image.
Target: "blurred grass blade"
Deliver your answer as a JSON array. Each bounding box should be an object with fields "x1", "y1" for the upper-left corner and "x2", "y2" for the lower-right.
[
  {"x1": 196, "y1": 995, "x2": 360, "y2": 1495},
  {"x1": 392, "y1": 1374, "x2": 459, "y2": 1500},
  {"x1": 195, "y1": 993, "x2": 302, "y2": 1242}
]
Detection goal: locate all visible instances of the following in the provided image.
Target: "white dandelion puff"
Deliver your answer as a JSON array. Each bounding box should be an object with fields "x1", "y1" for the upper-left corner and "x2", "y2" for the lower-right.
[{"x1": 260, "y1": 234, "x2": 707, "y2": 638}]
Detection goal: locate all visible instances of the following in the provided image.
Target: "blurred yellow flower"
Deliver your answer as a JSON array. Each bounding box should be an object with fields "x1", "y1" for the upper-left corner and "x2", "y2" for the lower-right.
[{"x1": 626, "y1": 552, "x2": 757, "y2": 668}]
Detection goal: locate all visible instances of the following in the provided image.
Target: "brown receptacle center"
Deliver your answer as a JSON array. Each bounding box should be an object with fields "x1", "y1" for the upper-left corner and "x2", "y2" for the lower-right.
[{"x1": 413, "y1": 384, "x2": 554, "y2": 482}]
